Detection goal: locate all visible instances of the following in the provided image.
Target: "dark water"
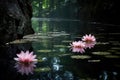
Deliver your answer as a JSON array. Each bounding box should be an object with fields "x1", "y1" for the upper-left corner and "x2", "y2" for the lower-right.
[
  {"x1": 0, "y1": 32, "x2": 120, "y2": 80},
  {"x1": 0, "y1": 19, "x2": 120, "y2": 80}
]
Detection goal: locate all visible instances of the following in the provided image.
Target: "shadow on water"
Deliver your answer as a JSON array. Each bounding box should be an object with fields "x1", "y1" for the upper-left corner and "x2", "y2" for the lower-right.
[{"x1": 0, "y1": 18, "x2": 120, "y2": 80}]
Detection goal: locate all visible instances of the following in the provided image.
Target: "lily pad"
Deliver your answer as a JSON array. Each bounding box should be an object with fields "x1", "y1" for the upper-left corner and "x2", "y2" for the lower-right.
[
  {"x1": 59, "y1": 53, "x2": 72, "y2": 57},
  {"x1": 35, "y1": 67, "x2": 51, "y2": 72},
  {"x1": 96, "y1": 42, "x2": 109, "y2": 45},
  {"x1": 111, "y1": 47, "x2": 120, "y2": 50},
  {"x1": 115, "y1": 52, "x2": 120, "y2": 54},
  {"x1": 92, "y1": 52, "x2": 111, "y2": 55},
  {"x1": 104, "y1": 55, "x2": 120, "y2": 58},
  {"x1": 62, "y1": 40, "x2": 72, "y2": 43},
  {"x1": 47, "y1": 31, "x2": 70, "y2": 36},
  {"x1": 9, "y1": 39, "x2": 30, "y2": 44},
  {"x1": 88, "y1": 59, "x2": 101, "y2": 62},
  {"x1": 37, "y1": 50, "x2": 52, "y2": 53},
  {"x1": 37, "y1": 59, "x2": 44, "y2": 62},
  {"x1": 107, "y1": 50, "x2": 116, "y2": 53},
  {"x1": 53, "y1": 45, "x2": 69, "y2": 48},
  {"x1": 23, "y1": 34, "x2": 52, "y2": 39},
  {"x1": 71, "y1": 55, "x2": 91, "y2": 59}
]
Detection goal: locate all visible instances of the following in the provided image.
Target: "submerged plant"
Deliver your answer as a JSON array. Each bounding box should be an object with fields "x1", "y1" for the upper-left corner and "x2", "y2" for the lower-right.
[
  {"x1": 70, "y1": 41, "x2": 85, "y2": 53},
  {"x1": 14, "y1": 51, "x2": 37, "y2": 75},
  {"x1": 82, "y1": 34, "x2": 96, "y2": 49}
]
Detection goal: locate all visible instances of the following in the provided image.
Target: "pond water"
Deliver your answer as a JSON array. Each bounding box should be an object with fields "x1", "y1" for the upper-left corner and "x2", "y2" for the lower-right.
[{"x1": 0, "y1": 19, "x2": 120, "y2": 80}]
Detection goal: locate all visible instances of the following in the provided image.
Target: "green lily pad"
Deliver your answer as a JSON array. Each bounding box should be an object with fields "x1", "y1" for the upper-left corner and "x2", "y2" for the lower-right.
[
  {"x1": 92, "y1": 52, "x2": 111, "y2": 55},
  {"x1": 62, "y1": 40, "x2": 72, "y2": 43},
  {"x1": 35, "y1": 67, "x2": 51, "y2": 72},
  {"x1": 71, "y1": 55, "x2": 91, "y2": 59},
  {"x1": 53, "y1": 45, "x2": 69, "y2": 48},
  {"x1": 88, "y1": 59, "x2": 101, "y2": 62},
  {"x1": 59, "y1": 53, "x2": 72, "y2": 57},
  {"x1": 104, "y1": 55, "x2": 120, "y2": 58},
  {"x1": 9, "y1": 39, "x2": 30, "y2": 44},
  {"x1": 37, "y1": 50, "x2": 52, "y2": 53},
  {"x1": 111, "y1": 47, "x2": 120, "y2": 50}
]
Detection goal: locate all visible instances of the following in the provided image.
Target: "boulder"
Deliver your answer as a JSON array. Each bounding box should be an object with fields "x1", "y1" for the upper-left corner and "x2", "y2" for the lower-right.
[{"x1": 0, "y1": 0, "x2": 34, "y2": 44}]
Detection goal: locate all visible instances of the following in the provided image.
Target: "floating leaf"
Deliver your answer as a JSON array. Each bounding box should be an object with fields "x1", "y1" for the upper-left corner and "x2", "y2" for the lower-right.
[
  {"x1": 96, "y1": 42, "x2": 109, "y2": 45},
  {"x1": 35, "y1": 67, "x2": 51, "y2": 72},
  {"x1": 111, "y1": 47, "x2": 120, "y2": 50},
  {"x1": 104, "y1": 55, "x2": 120, "y2": 58},
  {"x1": 62, "y1": 40, "x2": 72, "y2": 43},
  {"x1": 53, "y1": 45, "x2": 69, "y2": 48},
  {"x1": 59, "y1": 53, "x2": 72, "y2": 57},
  {"x1": 107, "y1": 50, "x2": 116, "y2": 53},
  {"x1": 88, "y1": 59, "x2": 101, "y2": 62},
  {"x1": 9, "y1": 39, "x2": 29, "y2": 44},
  {"x1": 115, "y1": 52, "x2": 120, "y2": 54},
  {"x1": 92, "y1": 52, "x2": 111, "y2": 55},
  {"x1": 71, "y1": 55, "x2": 91, "y2": 59},
  {"x1": 37, "y1": 50, "x2": 52, "y2": 53}
]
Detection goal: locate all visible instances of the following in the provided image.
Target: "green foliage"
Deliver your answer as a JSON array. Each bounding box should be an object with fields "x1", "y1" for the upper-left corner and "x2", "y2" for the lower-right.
[
  {"x1": 31, "y1": 0, "x2": 67, "y2": 17},
  {"x1": 32, "y1": 20, "x2": 40, "y2": 33},
  {"x1": 31, "y1": 0, "x2": 78, "y2": 32},
  {"x1": 32, "y1": 0, "x2": 40, "y2": 17},
  {"x1": 42, "y1": 0, "x2": 49, "y2": 9},
  {"x1": 42, "y1": 21, "x2": 48, "y2": 32}
]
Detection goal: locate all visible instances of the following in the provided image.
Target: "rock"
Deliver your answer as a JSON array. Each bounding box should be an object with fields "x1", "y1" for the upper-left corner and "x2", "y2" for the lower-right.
[{"x1": 0, "y1": 0, "x2": 34, "y2": 45}]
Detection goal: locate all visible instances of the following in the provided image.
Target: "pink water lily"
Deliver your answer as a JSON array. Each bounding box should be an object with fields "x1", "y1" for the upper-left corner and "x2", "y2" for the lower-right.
[
  {"x1": 82, "y1": 34, "x2": 96, "y2": 49},
  {"x1": 14, "y1": 51, "x2": 37, "y2": 75},
  {"x1": 70, "y1": 41, "x2": 85, "y2": 53}
]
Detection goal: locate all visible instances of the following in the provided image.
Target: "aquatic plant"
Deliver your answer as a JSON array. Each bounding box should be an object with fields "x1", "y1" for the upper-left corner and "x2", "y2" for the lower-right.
[
  {"x1": 14, "y1": 51, "x2": 37, "y2": 75},
  {"x1": 82, "y1": 34, "x2": 96, "y2": 49},
  {"x1": 70, "y1": 34, "x2": 96, "y2": 53},
  {"x1": 70, "y1": 41, "x2": 85, "y2": 53}
]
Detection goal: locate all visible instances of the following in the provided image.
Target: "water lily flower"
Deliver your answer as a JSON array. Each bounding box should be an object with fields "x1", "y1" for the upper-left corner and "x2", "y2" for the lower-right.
[
  {"x1": 14, "y1": 51, "x2": 37, "y2": 75},
  {"x1": 82, "y1": 34, "x2": 96, "y2": 49},
  {"x1": 70, "y1": 41, "x2": 85, "y2": 53}
]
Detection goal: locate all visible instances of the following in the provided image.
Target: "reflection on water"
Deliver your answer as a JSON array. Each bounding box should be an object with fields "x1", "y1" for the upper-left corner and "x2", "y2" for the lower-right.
[
  {"x1": 0, "y1": 19, "x2": 120, "y2": 80},
  {"x1": 99, "y1": 71, "x2": 108, "y2": 80},
  {"x1": 14, "y1": 51, "x2": 38, "y2": 75},
  {"x1": 32, "y1": 18, "x2": 81, "y2": 22},
  {"x1": 0, "y1": 32, "x2": 119, "y2": 80},
  {"x1": 99, "y1": 71, "x2": 118, "y2": 80},
  {"x1": 51, "y1": 57, "x2": 63, "y2": 72}
]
